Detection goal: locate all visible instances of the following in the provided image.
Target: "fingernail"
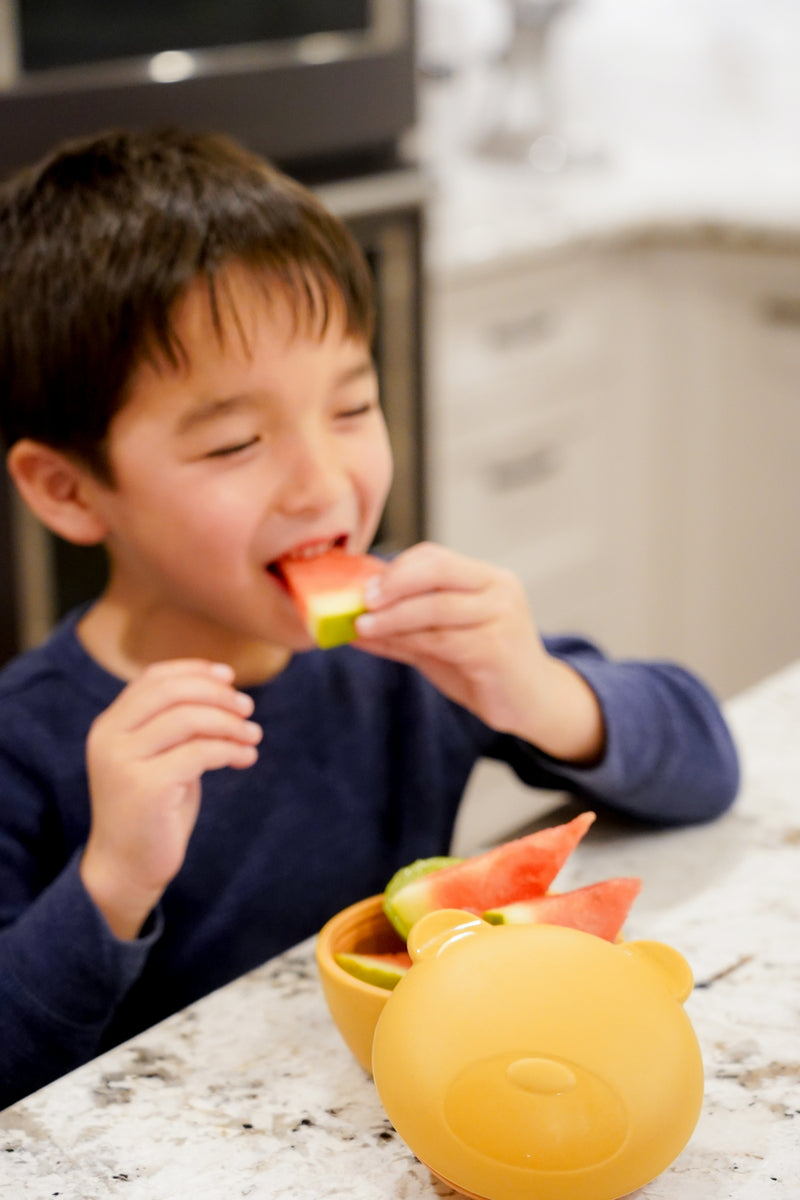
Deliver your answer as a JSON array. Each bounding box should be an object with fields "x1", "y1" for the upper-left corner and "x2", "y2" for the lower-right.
[
  {"x1": 363, "y1": 577, "x2": 382, "y2": 606},
  {"x1": 235, "y1": 692, "x2": 255, "y2": 714},
  {"x1": 243, "y1": 720, "x2": 262, "y2": 739},
  {"x1": 355, "y1": 614, "x2": 375, "y2": 635},
  {"x1": 210, "y1": 662, "x2": 235, "y2": 679}
]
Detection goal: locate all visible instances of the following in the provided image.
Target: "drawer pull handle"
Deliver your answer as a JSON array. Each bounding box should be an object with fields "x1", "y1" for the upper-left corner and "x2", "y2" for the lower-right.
[
  {"x1": 486, "y1": 445, "x2": 559, "y2": 492},
  {"x1": 760, "y1": 296, "x2": 800, "y2": 327},
  {"x1": 486, "y1": 310, "x2": 555, "y2": 349}
]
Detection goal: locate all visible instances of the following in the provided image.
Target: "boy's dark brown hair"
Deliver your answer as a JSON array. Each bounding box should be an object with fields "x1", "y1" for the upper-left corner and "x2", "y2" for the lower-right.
[{"x1": 0, "y1": 127, "x2": 375, "y2": 480}]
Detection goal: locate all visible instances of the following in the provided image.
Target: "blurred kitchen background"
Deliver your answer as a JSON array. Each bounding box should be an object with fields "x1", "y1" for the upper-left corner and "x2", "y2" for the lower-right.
[{"x1": 1, "y1": 1, "x2": 799, "y2": 742}]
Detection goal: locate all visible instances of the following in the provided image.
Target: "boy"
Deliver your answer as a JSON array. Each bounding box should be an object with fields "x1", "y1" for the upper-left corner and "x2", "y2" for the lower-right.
[{"x1": 0, "y1": 128, "x2": 738, "y2": 1108}]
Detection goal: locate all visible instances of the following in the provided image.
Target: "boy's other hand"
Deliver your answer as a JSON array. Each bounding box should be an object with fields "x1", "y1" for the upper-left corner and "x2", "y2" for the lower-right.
[
  {"x1": 354, "y1": 543, "x2": 605, "y2": 766},
  {"x1": 80, "y1": 660, "x2": 262, "y2": 940}
]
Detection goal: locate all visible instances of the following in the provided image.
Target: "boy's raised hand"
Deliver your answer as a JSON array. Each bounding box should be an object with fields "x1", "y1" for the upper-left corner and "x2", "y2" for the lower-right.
[
  {"x1": 355, "y1": 542, "x2": 605, "y2": 767},
  {"x1": 80, "y1": 660, "x2": 261, "y2": 940}
]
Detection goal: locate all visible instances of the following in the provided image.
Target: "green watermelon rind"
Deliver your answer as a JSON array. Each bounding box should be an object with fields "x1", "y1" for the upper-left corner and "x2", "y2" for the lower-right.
[
  {"x1": 334, "y1": 950, "x2": 411, "y2": 991},
  {"x1": 382, "y1": 856, "x2": 463, "y2": 938},
  {"x1": 482, "y1": 909, "x2": 509, "y2": 926},
  {"x1": 311, "y1": 608, "x2": 364, "y2": 649}
]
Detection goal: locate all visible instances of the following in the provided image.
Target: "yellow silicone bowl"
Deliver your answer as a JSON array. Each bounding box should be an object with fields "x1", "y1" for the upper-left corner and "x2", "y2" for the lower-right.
[
  {"x1": 315, "y1": 891, "x2": 625, "y2": 1076},
  {"x1": 315, "y1": 893, "x2": 401, "y2": 1074},
  {"x1": 317, "y1": 902, "x2": 704, "y2": 1200}
]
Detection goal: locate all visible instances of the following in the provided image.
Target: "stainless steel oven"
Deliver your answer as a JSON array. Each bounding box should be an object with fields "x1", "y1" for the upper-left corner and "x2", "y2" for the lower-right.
[{"x1": 0, "y1": 1, "x2": 416, "y2": 179}]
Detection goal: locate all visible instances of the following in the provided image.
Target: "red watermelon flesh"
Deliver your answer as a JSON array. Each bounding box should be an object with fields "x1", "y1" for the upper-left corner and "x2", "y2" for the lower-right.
[
  {"x1": 482, "y1": 877, "x2": 643, "y2": 941},
  {"x1": 278, "y1": 548, "x2": 386, "y2": 648},
  {"x1": 383, "y1": 812, "x2": 596, "y2": 938}
]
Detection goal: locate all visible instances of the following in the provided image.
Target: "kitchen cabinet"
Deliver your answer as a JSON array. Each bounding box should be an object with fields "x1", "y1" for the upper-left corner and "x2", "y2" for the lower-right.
[
  {"x1": 431, "y1": 238, "x2": 800, "y2": 852},
  {"x1": 634, "y1": 246, "x2": 800, "y2": 700},
  {"x1": 427, "y1": 249, "x2": 654, "y2": 660},
  {"x1": 427, "y1": 246, "x2": 656, "y2": 852},
  {"x1": 427, "y1": 240, "x2": 800, "y2": 703}
]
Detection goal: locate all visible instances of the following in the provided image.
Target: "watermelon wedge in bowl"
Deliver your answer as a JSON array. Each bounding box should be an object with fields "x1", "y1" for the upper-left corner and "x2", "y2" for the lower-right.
[
  {"x1": 383, "y1": 811, "x2": 596, "y2": 939},
  {"x1": 483, "y1": 876, "x2": 642, "y2": 942},
  {"x1": 333, "y1": 949, "x2": 412, "y2": 991}
]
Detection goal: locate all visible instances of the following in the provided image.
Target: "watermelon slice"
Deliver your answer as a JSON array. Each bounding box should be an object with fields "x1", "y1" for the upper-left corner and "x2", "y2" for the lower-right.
[
  {"x1": 279, "y1": 548, "x2": 386, "y2": 649},
  {"x1": 383, "y1": 855, "x2": 463, "y2": 905},
  {"x1": 334, "y1": 949, "x2": 413, "y2": 990},
  {"x1": 482, "y1": 877, "x2": 642, "y2": 942},
  {"x1": 383, "y1": 812, "x2": 596, "y2": 939}
]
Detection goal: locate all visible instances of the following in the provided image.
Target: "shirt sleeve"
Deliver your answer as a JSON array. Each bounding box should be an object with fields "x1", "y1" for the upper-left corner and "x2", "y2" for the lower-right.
[
  {"x1": 490, "y1": 634, "x2": 740, "y2": 825},
  {"x1": 0, "y1": 750, "x2": 162, "y2": 1110}
]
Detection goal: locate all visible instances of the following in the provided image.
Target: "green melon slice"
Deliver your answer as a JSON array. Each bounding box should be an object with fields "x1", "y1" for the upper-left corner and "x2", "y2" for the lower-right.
[
  {"x1": 483, "y1": 876, "x2": 642, "y2": 942},
  {"x1": 279, "y1": 548, "x2": 386, "y2": 649},
  {"x1": 334, "y1": 949, "x2": 413, "y2": 990},
  {"x1": 384, "y1": 856, "x2": 463, "y2": 906},
  {"x1": 383, "y1": 812, "x2": 596, "y2": 939}
]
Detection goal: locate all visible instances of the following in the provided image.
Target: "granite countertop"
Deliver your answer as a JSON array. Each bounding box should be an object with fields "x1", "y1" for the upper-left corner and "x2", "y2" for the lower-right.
[
  {"x1": 2, "y1": 661, "x2": 799, "y2": 1199},
  {"x1": 412, "y1": 6, "x2": 800, "y2": 285},
  {"x1": 421, "y1": 143, "x2": 800, "y2": 284}
]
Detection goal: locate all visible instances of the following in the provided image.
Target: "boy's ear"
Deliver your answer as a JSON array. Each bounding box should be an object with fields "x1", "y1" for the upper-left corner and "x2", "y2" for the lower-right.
[{"x1": 6, "y1": 439, "x2": 108, "y2": 546}]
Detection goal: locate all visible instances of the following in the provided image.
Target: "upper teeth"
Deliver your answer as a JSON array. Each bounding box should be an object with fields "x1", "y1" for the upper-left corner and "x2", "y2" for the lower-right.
[{"x1": 282, "y1": 539, "x2": 339, "y2": 562}]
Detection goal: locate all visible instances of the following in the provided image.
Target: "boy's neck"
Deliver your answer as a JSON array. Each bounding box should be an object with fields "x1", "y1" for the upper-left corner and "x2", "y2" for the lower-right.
[{"x1": 76, "y1": 594, "x2": 292, "y2": 687}]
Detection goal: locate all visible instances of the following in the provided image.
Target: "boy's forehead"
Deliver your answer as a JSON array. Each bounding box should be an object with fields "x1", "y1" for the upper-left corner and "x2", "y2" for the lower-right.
[
  {"x1": 123, "y1": 265, "x2": 369, "y2": 410},
  {"x1": 169, "y1": 264, "x2": 352, "y2": 360}
]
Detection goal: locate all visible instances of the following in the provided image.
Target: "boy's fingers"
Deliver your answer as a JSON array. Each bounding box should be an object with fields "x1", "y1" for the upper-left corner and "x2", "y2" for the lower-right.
[
  {"x1": 95, "y1": 670, "x2": 253, "y2": 733},
  {"x1": 121, "y1": 706, "x2": 262, "y2": 759},
  {"x1": 369, "y1": 543, "x2": 497, "y2": 609},
  {"x1": 151, "y1": 738, "x2": 260, "y2": 783},
  {"x1": 355, "y1": 626, "x2": 482, "y2": 665},
  {"x1": 351, "y1": 636, "x2": 418, "y2": 667},
  {"x1": 357, "y1": 589, "x2": 492, "y2": 639},
  {"x1": 134, "y1": 659, "x2": 235, "y2": 681}
]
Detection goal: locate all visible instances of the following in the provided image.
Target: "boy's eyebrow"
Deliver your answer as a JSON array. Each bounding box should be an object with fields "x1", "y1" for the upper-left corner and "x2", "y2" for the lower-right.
[
  {"x1": 174, "y1": 395, "x2": 257, "y2": 436},
  {"x1": 337, "y1": 359, "x2": 376, "y2": 385}
]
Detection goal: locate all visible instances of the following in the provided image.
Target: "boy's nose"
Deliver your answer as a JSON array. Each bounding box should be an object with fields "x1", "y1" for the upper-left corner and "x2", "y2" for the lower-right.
[{"x1": 274, "y1": 434, "x2": 349, "y2": 516}]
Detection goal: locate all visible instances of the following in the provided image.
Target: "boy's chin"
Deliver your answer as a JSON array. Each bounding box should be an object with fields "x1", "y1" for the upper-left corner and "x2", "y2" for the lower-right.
[
  {"x1": 283, "y1": 628, "x2": 317, "y2": 653},
  {"x1": 268, "y1": 611, "x2": 317, "y2": 653}
]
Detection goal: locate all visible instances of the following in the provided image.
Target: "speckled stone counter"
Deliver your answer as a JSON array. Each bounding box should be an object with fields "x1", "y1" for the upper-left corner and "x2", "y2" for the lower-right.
[
  {"x1": 422, "y1": 150, "x2": 800, "y2": 285},
  {"x1": 2, "y1": 662, "x2": 799, "y2": 1199},
  {"x1": 413, "y1": 33, "x2": 800, "y2": 287}
]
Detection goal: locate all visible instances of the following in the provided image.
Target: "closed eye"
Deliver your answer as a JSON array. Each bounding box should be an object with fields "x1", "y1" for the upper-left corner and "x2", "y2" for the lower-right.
[
  {"x1": 204, "y1": 437, "x2": 261, "y2": 459},
  {"x1": 336, "y1": 400, "x2": 377, "y2": 420}
]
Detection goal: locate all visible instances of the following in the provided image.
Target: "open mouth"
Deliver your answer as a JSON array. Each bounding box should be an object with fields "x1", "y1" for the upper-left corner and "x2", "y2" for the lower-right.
[{"x1": 267, "y1": 535, "x2": 348, "y2": 589}]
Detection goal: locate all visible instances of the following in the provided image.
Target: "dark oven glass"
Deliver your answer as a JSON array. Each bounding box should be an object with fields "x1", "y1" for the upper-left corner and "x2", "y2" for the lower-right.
[{"x1": 19, "y1": 1, "x2": 371, "y2": 71}]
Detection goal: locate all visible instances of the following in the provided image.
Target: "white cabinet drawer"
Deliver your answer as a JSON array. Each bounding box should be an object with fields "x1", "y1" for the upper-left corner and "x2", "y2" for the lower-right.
[
  {"x1": 430, "y1": 399, "x2": 605, "y2": 565},
  {"x1": 433, "y1": 264, "x2": 611, "y2": 426},
  {"x1": 427, "y1": 249, "x2": 647, "y2": 663}
]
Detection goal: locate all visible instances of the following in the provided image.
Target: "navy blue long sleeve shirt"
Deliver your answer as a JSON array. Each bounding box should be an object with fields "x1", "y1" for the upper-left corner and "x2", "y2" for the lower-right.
[{"x1": 0, "y1": 610, "x2": 738, "y2": 1108}]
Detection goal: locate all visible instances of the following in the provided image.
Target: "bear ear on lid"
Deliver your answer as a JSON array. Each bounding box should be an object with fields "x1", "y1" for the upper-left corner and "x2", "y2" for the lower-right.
[
  {"x1": 406, "y1": 910, "x2": 486, "y2": 963},
  {"x1": 619, "y1": 940, "x2": 695, "y2": 1003}
]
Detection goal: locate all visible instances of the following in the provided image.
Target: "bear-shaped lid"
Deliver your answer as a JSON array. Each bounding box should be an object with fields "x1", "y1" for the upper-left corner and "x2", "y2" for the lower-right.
[{"x1": 371, "y1": 910, "x2": 703, "y2": 1200}]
